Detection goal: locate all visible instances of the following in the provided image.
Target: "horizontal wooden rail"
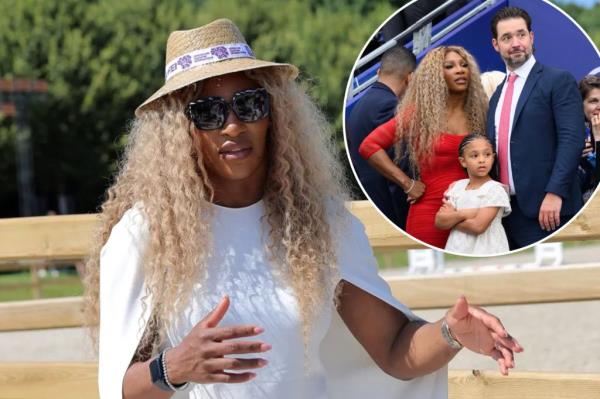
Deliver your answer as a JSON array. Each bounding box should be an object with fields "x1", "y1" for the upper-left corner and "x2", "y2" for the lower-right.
[
  {"x1": 388, "y1": 263, "x2": 600, "y2": 309},
  {"x1": 0, "y1": 297, "x2": 84, "y2": 331},
  {"x1": 0, "y1": 363, "x2": 97, "y2": 399},
  {"x1": 347, "y1": 196, "x2": 600, "y2": 249},
  {"x1": 1, "y1": 197, "x2": 600, "y2": 260},
  {"x1": 0, "y1": 214, "x2": 99, "y2": 261},
  {"x1": 0, "y1": 365, "x2": 598, "y2": 399},
  {"x1": 448, "y1": 370, "x2": 600, "y2": 399},
  {"x1": 1, "y1": 263, "x2": 599, "y2": 331}
]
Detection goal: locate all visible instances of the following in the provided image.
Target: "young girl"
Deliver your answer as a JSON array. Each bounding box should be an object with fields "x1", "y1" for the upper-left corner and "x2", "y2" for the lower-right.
[{"x1": 435, "y1": 134, "x2": 511, "y2": 255}]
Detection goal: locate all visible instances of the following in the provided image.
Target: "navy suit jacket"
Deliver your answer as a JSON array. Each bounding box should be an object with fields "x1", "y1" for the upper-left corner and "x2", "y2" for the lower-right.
[
  {"x1": 347, "y1": 82, "x2": 397, "y2": 180},
  {"x1": 486, "y1": 62, "x2": 585, "y2": 218}
]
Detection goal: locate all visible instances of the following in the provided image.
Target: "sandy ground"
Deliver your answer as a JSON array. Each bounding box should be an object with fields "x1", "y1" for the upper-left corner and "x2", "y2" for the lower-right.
[
  {"x1": 1, "y1": 244, "x2": 599, "y2": 373},
  {"x1": 1, "y1": 302, "x2": 598, "y2": 373}
]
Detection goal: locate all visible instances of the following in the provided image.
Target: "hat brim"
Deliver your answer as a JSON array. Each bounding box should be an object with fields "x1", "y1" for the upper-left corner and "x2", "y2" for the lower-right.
[{"x1": 135, "y1": 58, "x2": 298, "y2": 117}]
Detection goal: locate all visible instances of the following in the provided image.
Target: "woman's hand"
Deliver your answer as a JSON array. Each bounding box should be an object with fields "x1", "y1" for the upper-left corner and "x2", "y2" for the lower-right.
[
  {"x1": 363, "y1": 150, "x2": 425, "y2": 203},
  {"x1": 445, "y1": 296, "x2": 523, "y2": 375},
  {"x1": 405, "y1": 179, "x2": 426, "y2": 203},
  {"x1": 165, "y1": 296, "x2": 271, "y2": 385}
]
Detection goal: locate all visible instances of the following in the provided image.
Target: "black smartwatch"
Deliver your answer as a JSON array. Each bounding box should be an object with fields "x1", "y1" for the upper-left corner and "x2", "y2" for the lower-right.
[{"x1": 149, "y1": 350, "x2": 189, "y2": 392}]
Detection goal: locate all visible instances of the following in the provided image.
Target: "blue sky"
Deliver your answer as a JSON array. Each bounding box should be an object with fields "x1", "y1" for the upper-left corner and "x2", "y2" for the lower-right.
[{"x1": 555, "y1": 0, "x2": 599, "y2": 7}]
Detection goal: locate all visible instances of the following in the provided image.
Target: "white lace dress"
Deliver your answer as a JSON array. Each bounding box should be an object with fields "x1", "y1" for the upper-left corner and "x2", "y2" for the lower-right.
[
  {"x1": 98, "y1": 201, "x2": 447, "y2": 398},
  {"x1": 444, "y1": 179, "x2": 511, "y2": 255}
]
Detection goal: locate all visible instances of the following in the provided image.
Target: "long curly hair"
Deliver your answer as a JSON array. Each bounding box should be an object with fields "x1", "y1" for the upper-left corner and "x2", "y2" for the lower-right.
[
  {"x1": 394, "y1": 46, "x2": 488, "y2": 171},
  {"x1": 83, "y1": 67, "x2": 348, "y2": 358}
]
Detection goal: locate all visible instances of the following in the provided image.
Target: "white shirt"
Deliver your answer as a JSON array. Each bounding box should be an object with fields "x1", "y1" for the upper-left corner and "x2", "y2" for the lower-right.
[
  {"x1": 98, "y1": 201, "x2": 447, "y2": 398},
  {"x1": 494, "y1": 55, "x2": 537, "y2": 195}
]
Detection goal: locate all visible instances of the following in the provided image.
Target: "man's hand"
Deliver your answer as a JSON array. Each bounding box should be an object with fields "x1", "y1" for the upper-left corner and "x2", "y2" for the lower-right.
[
  {"x1": 582, "y1": 138, "x2": 594, "y2": 157},
  {"x1": 591, "y1": 114, "x2": 600, "y2": 143},
  {"x1": 539, "y1": 193, "x2": 562, "y2": 231}
]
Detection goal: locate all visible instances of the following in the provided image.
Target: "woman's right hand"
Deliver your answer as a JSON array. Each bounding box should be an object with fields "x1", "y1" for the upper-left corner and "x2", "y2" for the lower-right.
[
  {"x1": 165, "y1": 296, "x2": 271, "y2": 385},
  {"x1": 405, "y1": 179, "x2": 426, "y2": 203}
]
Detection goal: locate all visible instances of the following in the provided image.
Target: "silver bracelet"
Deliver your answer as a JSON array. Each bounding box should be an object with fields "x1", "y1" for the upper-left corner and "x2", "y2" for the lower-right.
[
  {"x1": 404, "y1": 179, "x2": 416, "y2": 194},
  {"x1": 441, "y1": 318, "x2": 463, "y2": 350},
  {"x1": 161, "y1": 349, "x2": 189, "y2": 391}
]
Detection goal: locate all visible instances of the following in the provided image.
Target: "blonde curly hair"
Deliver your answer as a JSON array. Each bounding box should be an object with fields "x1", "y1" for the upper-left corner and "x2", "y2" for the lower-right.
[
  {"x1": 83, "y1": 67, "x2": 348, "y2": 358},
  {"x1": 394, "y1": 46, "x2": 488, "y2": 170}
]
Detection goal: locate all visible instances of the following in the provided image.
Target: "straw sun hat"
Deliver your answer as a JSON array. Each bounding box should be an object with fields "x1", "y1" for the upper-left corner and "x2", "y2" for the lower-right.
[{"x1": 135, "y1": 19, "x2": 299, "y2": 116}]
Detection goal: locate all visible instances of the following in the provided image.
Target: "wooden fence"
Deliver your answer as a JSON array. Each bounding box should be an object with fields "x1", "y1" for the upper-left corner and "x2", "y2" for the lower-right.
[{"x1": 1, "y1": 198, "x2": 600, "y2": 398}]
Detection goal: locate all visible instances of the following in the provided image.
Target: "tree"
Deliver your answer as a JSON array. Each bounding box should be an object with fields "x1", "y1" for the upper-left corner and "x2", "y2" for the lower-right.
[
  {"x1": 0, "y1": 0, "x2": 202, "y2": 215},
  {"x1": 0, "y1": 0, "x2": 396, "y2": 215}
]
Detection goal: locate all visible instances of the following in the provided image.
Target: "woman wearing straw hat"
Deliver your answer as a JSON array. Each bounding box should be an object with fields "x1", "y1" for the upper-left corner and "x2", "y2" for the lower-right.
[{"x1": 84, "y1": 19, "x2": 522, "y2": 399}]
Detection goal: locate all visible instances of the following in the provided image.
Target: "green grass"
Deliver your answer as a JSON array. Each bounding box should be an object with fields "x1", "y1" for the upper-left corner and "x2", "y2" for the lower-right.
[
  {"x1": 375, "y1": 250, "x2": 408, "y2": 270},
  {"x1": 0, "y1": 270, "x2": 84, "y2": 302}
]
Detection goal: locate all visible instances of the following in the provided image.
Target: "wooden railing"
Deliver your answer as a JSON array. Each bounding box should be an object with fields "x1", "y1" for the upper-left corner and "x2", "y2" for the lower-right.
[
  {"x1": 2, "y1": 197, "x2": 599, "y2": 260},
  {"x1": 1, "y1": 197, "x2": 600, "y2": 398},
  {"x1": 1, "y1": 363, "x2": 598, "y2": 399}
]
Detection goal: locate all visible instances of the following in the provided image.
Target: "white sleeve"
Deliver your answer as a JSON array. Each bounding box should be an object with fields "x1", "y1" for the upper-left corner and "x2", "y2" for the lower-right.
[
  {"x1": 338, "y1": 213, "x2": 419, "y2": 321},
  {"x1": 480, "y1": 182, "x2": 512, "y2": 217},
  {"x1": 320, "y1": 211, "x2": 448, "y2": 399},
  {"x1": 445, "y1": 180, "x2": 461, "y2": 208},
  {"x1": 98, "y1": 207, "x2": 152, "y2": 399}
]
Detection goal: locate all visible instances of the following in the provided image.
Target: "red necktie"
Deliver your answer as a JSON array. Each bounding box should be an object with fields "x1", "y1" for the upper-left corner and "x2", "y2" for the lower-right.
[{"x1": 498, "y1": 72, "x2": 517, "y2": 187}]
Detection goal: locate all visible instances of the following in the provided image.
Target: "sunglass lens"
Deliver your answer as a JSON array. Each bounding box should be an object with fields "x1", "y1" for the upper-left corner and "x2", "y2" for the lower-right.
[
  {"x1": 233, "y1": 89, "x2": 269, "y2": 122},
  {"x1": 189, "y1": 99, "x2": 227, "y2": 130}
]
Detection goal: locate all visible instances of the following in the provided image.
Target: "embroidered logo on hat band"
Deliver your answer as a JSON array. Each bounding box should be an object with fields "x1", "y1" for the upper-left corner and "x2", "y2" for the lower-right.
[{"x1": 164, "y1": 43, "x2": 255, "y2": 81}]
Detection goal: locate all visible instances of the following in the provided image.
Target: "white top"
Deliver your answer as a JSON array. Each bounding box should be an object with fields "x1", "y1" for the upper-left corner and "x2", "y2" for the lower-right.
[
  {"x1": 98, "y1": 201, "x2": 447, "y2": 398},
  {"x1": 494, "y1": 55, "x2": 537, "y2": 195},
  {"x1": 445, "y1": 179, "x2": 511, "y2": 255}
]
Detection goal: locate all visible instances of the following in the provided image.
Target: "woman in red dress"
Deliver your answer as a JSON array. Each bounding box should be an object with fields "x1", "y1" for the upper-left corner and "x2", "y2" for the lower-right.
[{"x1": 359, "y1": 46, "x2": 488, "y2": 249}]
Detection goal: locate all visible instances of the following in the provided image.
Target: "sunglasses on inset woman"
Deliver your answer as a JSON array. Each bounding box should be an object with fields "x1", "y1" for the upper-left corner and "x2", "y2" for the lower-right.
[{"x1": 185, "y1": 88, "x2": 270, "y2": 131}]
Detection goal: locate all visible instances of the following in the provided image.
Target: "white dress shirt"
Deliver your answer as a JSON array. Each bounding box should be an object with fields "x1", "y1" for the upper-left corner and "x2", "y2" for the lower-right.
[{"x1": 494, "y1": 55, "x2": 537, "y2": 195}]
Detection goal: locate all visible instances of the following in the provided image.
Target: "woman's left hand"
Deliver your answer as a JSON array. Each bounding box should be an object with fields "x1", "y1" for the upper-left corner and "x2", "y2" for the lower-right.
[{"x1": 445, "y1": 296, "x2": 524, "y2": 375}]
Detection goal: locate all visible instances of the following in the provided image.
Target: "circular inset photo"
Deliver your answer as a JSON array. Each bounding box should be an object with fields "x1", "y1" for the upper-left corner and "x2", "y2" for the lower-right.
[{"x1": 344, "y1": 0, "x2": 600, "y2": 256}]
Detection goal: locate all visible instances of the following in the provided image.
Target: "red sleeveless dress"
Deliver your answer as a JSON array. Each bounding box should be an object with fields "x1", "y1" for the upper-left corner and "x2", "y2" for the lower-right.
[{"x1": 359, "y1": 117, "x2": 467, "y2": 249}]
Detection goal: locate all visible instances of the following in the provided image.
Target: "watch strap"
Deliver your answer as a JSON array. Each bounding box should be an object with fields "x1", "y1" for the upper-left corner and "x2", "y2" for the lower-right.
[{"x1": 149, "y1": 351, "x2": 173, "y2": 392}]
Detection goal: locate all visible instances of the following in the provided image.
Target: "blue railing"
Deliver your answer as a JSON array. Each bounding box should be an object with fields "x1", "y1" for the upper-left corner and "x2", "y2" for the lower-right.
[{"x1": 345, "y1": 0, "x2": 600, "y2": 120}]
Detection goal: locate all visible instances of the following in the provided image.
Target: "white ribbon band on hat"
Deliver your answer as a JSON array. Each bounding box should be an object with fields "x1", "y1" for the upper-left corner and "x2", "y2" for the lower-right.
[{"x1": 164, "y1": 42, "x2": 255, "y2": 81}]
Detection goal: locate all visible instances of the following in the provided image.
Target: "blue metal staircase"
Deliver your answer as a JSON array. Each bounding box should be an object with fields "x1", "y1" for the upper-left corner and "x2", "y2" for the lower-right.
[{"x1": 346, "y1": 0, "x2": 600, "y2": 119}]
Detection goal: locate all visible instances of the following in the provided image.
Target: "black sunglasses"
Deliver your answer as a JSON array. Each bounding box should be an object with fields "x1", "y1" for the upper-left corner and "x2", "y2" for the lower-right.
[{"x1": 185, "y1": 88, "x2": 270, "y2": 130}]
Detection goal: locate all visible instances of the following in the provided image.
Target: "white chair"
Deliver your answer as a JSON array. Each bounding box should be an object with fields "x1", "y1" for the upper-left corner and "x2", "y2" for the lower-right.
[
  {"x1": 407, "y1": 249, "x2": 445, "y2": 274},
  {"x1": 533, "y1": 242, "x2": 564, "y2": 267}
]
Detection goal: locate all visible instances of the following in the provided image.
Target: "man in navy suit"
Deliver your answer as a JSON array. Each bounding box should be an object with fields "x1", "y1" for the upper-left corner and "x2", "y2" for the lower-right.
[
  {"x1": 487, "y1": 7, "x2": 585, "y2": 249},
  {"x1": 346, "y1": 46, "x2": 416, "y2": 229}
]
